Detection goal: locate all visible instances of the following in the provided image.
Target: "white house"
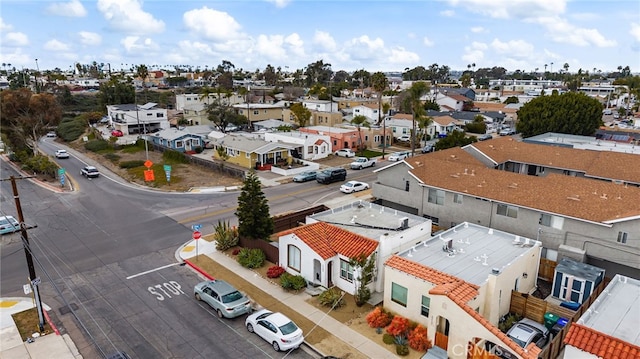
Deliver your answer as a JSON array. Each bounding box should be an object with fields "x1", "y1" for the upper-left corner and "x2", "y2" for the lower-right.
[
  {"x1": 435, "y1": 92, "x2": 471, "y2": 111},
  {"x1": 175, "y1": 92, "x2": 245, "y2": 111},
  {"x1": 106, "y1": 102, "x2": 169, "y2": 135},
  {"x1": 427, "y1": 115, "x2": 458, "y2": 138},
  {"x1": 385, "y1": 115, "x2": 414, "y2": 139},
  {"x1": 563, "y1": 274, "x2": 640, "y2": 359},
  {"x1": 302, "y1": 99, "x2": 338, "y2": 112},
  {"x1": 352, "y1": 104, "x2": 381, "y2": 123},
  {"x1": 384, "y1": 222, "x2": 543, "y2": 359},
  {"x1": 263, "y1": 131, "x2": 331, "y2": 161}
]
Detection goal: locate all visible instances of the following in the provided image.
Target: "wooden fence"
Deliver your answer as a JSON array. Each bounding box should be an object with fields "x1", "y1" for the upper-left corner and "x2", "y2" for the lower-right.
[
  {"x1": 238, "y1": 236, "x2": 280, "y2": 264},
  {"x1": 538, "y1": 258, "x2": 556, "y2": 282},
  {"x1": 272, "y1": 204, "x2": 329, "y2": 233}
]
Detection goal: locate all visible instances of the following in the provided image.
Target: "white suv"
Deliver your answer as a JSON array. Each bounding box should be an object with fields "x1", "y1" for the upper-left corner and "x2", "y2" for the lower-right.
[
  {"x1": 55, "y1": 150, "x2": 70, "y2": 159},
  {"x1": 335, "y1": 148, "x2": 356, "y2": 158}
]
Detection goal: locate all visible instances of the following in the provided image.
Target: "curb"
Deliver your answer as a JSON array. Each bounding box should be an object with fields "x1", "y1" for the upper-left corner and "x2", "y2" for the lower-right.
[
  {"x1": 183, "y1": 259, "x2": 215, "y2": 280},
  {"x1": 43, "y1": 308, "x2": 61, "y2": 336}
]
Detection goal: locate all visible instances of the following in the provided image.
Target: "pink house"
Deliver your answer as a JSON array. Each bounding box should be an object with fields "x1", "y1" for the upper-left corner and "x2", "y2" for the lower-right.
[{"x1": 299, "y1": 126, "x2": 360, "y2": 152}]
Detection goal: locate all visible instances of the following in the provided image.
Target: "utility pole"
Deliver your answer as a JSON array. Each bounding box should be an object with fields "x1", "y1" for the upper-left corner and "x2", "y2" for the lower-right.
[{"x1": 9, "y1": 175, "x2": 45, "y2": 331}]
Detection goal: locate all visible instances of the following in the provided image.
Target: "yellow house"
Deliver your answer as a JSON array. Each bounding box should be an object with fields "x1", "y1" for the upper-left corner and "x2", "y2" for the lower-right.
[
  {"x1": 210, "y1": 134, "x2": 294, "y2": 169},
  {"x1": 233, "y1": 103, "x2": 285, "y2": 126},
  {"x1": 282, "y1": 108, "x2": 344, "y2": 127},
  {"x1": 334, "y1": 97, "x2": 379, "y2": 111}
]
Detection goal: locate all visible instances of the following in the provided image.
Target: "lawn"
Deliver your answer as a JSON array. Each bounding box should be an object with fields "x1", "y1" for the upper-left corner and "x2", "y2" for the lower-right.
[{"x1": 12, "y1": 307, "x2": 53, "y2": 340}]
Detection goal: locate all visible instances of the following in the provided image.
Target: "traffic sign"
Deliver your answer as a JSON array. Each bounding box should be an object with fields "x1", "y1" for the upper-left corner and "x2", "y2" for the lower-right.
[
  {"x1": 144, "y1": 169, "x2": 155, "y2": 181},
  {"x1": 23, "y1": 284, "x2": 32, "y2": 295},
  {"x1": 192, "y1": 231, "x2": 202, "y2": 240},
  {"x1": 58, "y1": 168, "x2": 66, "y2": 175},
  {"x1": 31, "y1": 277, "x2": 41, "y2": 286},
  {"x1": 60, "y1": 174, "x2": 65, "y2": 186},
  {"x1": 163, "y1": 164, "x2": 172, "y2": 172},
  {"x1": 144, "y1": 160, "x2": 153, "y2": 168},
  {"x1": 192, "y1": 224, "x2": 202, "y2": 231}
]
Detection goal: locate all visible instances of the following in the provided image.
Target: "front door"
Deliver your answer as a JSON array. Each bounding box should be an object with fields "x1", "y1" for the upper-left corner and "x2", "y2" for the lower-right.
[{"x1": 327, "y1": 261, "x2": 333, "y2": 287}]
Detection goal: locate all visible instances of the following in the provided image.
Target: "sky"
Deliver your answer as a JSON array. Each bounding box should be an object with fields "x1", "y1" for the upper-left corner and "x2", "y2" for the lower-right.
[{"x1": 1, "y1": 0, "x2": 639, "y2": 75}]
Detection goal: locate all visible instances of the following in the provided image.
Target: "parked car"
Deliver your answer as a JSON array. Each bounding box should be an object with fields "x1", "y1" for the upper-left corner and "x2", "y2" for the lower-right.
[
  {"x1": 396, "y1": 134, "x2": 411, "y2": 142},
  {"x1": 316, "y1": 168, "x2": 347, "y2": 184},
  {"x1": 292, "y1": 171, "x2": 317, "y2": 183},
  {"x1": 478, "y1": 134, "x2": 493, "y2": 141},
  {"x1": 340, "y1": 180, "x2": 369, "y2": 194},
  {"x1": 80, "y1": 166, "x2": 100, "y2": 178},
  {"x1": 499, "y1": 128, "x2": 516, "y2": 136},
  {"x1": 495, "y1": 318, "x2": 549, "y2": 358},
  {"x1": 111, "y1": 130, "x2": 124, "y2": 137},
  {"x1": 388, "y1": 151, "x2": 410, "y2": 162},
  {"x1": 55, "y1": 149, "x2": 70, "y2": 159},
  {"x1": 420, "y1": 144, "x2": 435, "y2": 153},
  {"x1": 245, "y1": 309, "x2": 304, "y2": 352},
  {"x1": 350, "y1": 157, "x2": 376, "y2": 170},
  {"x1": 0, "y1": 215, "x2": 20, "y2": 235},
  {"x1": 194, "y1": 279, "x2": 252, "y2": 318},
  {"x1": 334, "y1": 148, "x2": 356, "y2": 158}
]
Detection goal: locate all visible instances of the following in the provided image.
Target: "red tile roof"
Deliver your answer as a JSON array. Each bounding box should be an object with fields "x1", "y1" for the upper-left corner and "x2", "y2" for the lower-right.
[
  {"x1": 279, "y1": 222, "x2": 378, "y2": 260},
  {"x1": 385, "y1": 255, "x2": 541, "y2": 359},
  {"x1": 564, "y1": 323, "x2": 640, "y2": 359}
]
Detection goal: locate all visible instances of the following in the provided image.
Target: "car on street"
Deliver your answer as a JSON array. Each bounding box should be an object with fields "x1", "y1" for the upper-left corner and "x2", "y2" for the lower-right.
[
  {"x1": 0, "y1": 215, "x2": 20, "y2": 235},
  {"x1": 499, "y1": 128, "x2": 516, "y2": 136},
  {"x1": 55, "y1": 149, "x2": 70, "y2": 159},
  {"x1": 194, "y1": 279, "x2": 252, "y2": 319},
  {"x1": 340, "y1": 180, "x2": 369, "y2": 194},
  {"x1": 388, "y1": 151, "x2": 410, "y2": 162},
  {"x1": 111, "y1": 130, "x2": 124, "y2": 137},
  {"x1": 478, "y1": 134, "x2": 493, "y2": 141},
  {"x1": 350, "y1": 157, "x2": 376, "y2": 169},
  {"x1": 46, "y1": 131, "x2": 56, "y2": 138},
  {"x1": 292, "y1": 171, "x2": 317, "y2": 182},
  {"x1": 495, "y1": 318, "x2": 549, "y2": 358},
  {"x1": 80, "y1": 166, "x2": 100, "y2": 178},
  {"x1": 316, "y1": 168, "x2": 347, "y2": 184},
  {"x1": 245, "y1": 309, "x2": 304, "y2": 352},
  {"x1": 334, "y1": 148, "x2": 356, "y2": 158},
  {"x1": 420, "y1": 144, "x2": 435, "y2": 153}
]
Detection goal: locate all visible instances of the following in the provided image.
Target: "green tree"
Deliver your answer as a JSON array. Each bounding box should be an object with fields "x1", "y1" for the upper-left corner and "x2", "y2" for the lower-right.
[
  {"x1": 0, "y1": 89, "x2": 62, "y2": 155},
  {"x1": 405, "y1": 82, "x2": 429, "y2": 155},
  {"x1": 516, "y1": 92, "x2": 603, "y2": 138},
  {"x1": 350, "y1": 115, "x2": 371, "y2": 151},
  {"x1": 435, "y1": 130, "x2": 477, "y2": 150},
  {"x1": 206, "y1": 96, "x2": 245, "y2": 133},
  {"x1": 349, "y1": 252, "x2": 376, "y2": 306},
  {"x1": 504, "y1": 96, "x2": 519, "y2": 104},
  {"x1": 236, "y1": 171, "x2": 274, "y2": 240},
  {"x1": 371, "y1": 71, "x2": 388, "y2": 126},
  {"x1": 465, "y1": 115, "x2": 487, "y2": 134},
  {"x1": 98, "y1": 75, "x2": 135, "y2": 109},
  {"x1": 289, "y1": 102, "x2": 312, "y2": 127}
]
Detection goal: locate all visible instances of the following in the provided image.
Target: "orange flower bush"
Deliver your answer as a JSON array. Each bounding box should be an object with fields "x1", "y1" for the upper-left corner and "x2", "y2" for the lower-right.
[
  {"x1": 408, "y1": 324, "x2": 432, "y2": 352},
  {"x1": 386, "y1": 315, "x2": 410, "y2": 337},
  {"x1": 366, "y1": 307, "x2": 392, "y2": 328}
]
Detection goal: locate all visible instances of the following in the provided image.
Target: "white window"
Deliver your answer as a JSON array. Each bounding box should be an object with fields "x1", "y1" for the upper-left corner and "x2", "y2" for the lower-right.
[
  {"x1": 617, "y1": 232, "x2": 628, "y2": 244},
  {"x1": 428, "y1": 189, "x2": 445, "y2": 205},
  {"x1": 391, "y1": 283, "x2": 408, "y2": 307},
  {"x1": 421, "y1": 296, "x2": 430, "y2": 317},
  {"x1": 340, "y1": 259, "x2": 354, "y2": 282},
  {"x1": 540, "y1": 213, "x2": 564, "y2": 229},
  {"x1": 453, "y1": 193, "x2": 463, "y2": 204},
  {"x1": 497, "y1": 204, "x2": 518, "y2": 218},
  {"x1": 288, "y1": 245, "x2": 301, "y2": 271},
  {"x1": 307, "y1": 146, "x2": 313, "y2": 154}
]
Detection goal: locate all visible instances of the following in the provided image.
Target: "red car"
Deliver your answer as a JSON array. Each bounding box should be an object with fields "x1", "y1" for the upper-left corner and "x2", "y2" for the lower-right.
[{"x1": 111, "y1": 130, "x2": 124, "y2": 137}]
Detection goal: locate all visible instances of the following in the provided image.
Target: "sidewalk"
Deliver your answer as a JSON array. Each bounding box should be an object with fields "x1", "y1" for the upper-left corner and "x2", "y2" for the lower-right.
[
  {"x1": 178, "y1": 215, "x2": 398, "y2": 359},
  {"x1": 0, "y1": 298, "x2": 81, "y2": 359}
]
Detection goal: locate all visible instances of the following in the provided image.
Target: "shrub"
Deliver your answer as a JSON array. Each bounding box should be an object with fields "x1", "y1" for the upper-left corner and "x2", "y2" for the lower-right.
[
  {"x1": 266, "y1": 265, "x2": 285, "y2": 278},
  {"x1": 386, "y1": 315, "x2": 410, "y2": 337},
  {"x1": 236, "y1": 248, "x2": 265, "y2": 269},
  {"x1": 194, "y1": 146, "x2": 204, "y2": 154},
  {"x1": 408, "y1": 324, "x2": 432, "y2": 352},
  {"x1": 318, "y1": 287, "x2": 345, "y2": 308},
  {"x1": 395, "y1": 344, "x2": 409, "y2": 356},
  {"x1": 119, "y1": 160, "x2": 146, "y2": 169},
  {"x1": 213, "y1": 221, "x2": 239, "y2": 251},
  {"x1": 366, "y1": 307, "x2": 393, "y2": 328},
  {"x1": 279, "y1": 272, "x2": 306, "y2": 291},
  {"x1": 382, "y1": 333, "x2": 395, "y2": 345},
  {"x1": 84, "y1": 139, "x2": 110, "y2": 152},
  {"x1": 103, "y1": 153, "x2": 121, "y2": 163},
  {"x1": 163, "y1": 149, "x2": 189, "y2": 164},
  {"x1": 394, "y1": 335, "x2": 408, "y2": 346}
]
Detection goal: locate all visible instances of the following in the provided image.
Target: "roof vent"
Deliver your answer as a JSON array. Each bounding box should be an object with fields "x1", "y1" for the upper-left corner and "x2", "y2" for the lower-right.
[
  {"x1": 567, "y1": 195, "x2": 581, "y2": 201},
  {"x1": 491, "y1": 268, "x2": 500, "y2": 274},
  {"x1": 398, "y1": 217, "x2": 409, "y2": 230},
  {"x1": 600, "y1": 193, "x2": 608, "y2": 200}
]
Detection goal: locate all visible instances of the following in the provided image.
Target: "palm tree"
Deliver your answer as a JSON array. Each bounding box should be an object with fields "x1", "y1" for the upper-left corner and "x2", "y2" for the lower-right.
[
  {"x1": 416, "y1": 115, "x2": 433, "y2": 144},
  {"x1": 406, "y1": 82, "x2": 429, "y2": 156},
  {"x1": 371, "y1": 72, "x2": 388, "y2": 157},
  {"x1": 350, "y1": 115, "x2": 371, "y2": 152}
]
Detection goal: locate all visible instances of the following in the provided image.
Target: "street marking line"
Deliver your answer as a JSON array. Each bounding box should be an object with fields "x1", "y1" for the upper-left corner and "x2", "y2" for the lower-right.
[{"x1": 126, "y1": 263, "x2": 181, "y2": 279}]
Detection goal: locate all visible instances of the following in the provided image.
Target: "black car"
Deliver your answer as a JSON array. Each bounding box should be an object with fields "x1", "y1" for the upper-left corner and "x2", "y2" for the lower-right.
[
  {"x1": 316, "y1": 168, "x2": 346, "y2": 184},
  {"x1": 478, "y1": 134, "x2": 493, "y2": 141}
]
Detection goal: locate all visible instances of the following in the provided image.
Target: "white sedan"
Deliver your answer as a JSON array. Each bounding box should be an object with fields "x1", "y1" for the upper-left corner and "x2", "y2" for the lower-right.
[
  {"x1": 387, "y1": 151, "x2": 410, "y2": 161},
  {"x1": 55, "y1": 149, "x2": 70, "y2": 159},
  {"x1": 245, "y1": 309, "x2": 304, "y2": 352},
  {"x1": 340, "y1": 180, "x2": 369, "y2": 194}
]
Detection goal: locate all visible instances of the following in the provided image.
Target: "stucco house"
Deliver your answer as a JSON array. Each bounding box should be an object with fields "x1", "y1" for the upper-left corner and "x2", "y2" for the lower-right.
[
  {"x1": 149, "y1": 127, "x2": 204, "y2": 152},
  {"x1": 175, "y1": 92, "x2": 244, "y2": 111},
  {"x1": 385, "y1": 114, "x2": 414, "y2": 139},
  {"x1": 233, "y1": 103, "x2": 286, "y2": 126},
  {"x1": 434, "y1": 92, "x2": 473, "y2": 112},
  {"x1": 210, "y1": 133, "x2": 293, "y2": 169},
  {"x1": 372, "y1": 145, "x2": 640, "y2": 276},
  {"x1": 352, "y1": 104, "x2": 381, "y2": 123},
  {"x1": 337, "y1": 124, "x2": 392, "y2": 150},
  {"x1": 263, "y1": 131, "x2": 331, "y2": 161},
  {"x1": 278, "y1": 201, "x2": 430, "y2": 298},
  {"x1": 302, "y1": 99, "x2": 338, "y2": 112},
  {"x1": 384, "y1": 222, "x2": 542, "y2": 359},
  {"x1": 299, "y1": 125, "x2": 359, "y2": 152},
  {"x1": 182, "y1": 103, "x2": 208, "y2": 126},
  {"x1": 427, "y1": 115, "x2": 458, "y2": 138},
  {"x1": 563, "y1": 274, "x2": 640, "y2": 359},
  {"x1": 106, "y1": 102, "x2": 169, "y2": 135}
]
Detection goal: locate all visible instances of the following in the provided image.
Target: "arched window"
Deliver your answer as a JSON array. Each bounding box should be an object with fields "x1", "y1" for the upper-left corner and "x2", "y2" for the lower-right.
[{"x1": 288, "y1": 245, "x2": 301, "y2": 272}]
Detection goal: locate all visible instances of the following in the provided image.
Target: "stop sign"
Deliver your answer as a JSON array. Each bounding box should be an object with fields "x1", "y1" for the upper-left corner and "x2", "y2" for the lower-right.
[{"x1": 192, "y1": 231, "x2": 202, "y2": 240}]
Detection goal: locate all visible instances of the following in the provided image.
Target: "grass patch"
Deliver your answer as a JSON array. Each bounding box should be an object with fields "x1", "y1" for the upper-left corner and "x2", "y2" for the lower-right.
[
  {"x1": 12, "y1": 307, "x2": 53, "y2": 340},
  {"x1": 357, "y1": 149, "x2": 383, "y2": 158},
  {"x1": 126, "y1": 163, "x2": 183, "y2": 187}
]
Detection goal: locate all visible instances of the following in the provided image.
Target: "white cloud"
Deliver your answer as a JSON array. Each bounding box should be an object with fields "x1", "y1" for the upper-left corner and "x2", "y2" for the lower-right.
[
  {"x1": 79, "y1": 31, "x2": 102, "y2": 46},
  {"x1": 0, "y1": 48, "x2": 30, "y2": 66},
  {"x1": 630, "y1": 22, "x2": 640, "y2": 42},
  {"x1": 345, "y1": 35, "x2": 385, "y2": 61},
  {"x1": 462, "y1": 41, "x2": 487, "y2": 63},
  {"x1": 313, "y1": 31, "x2": 337, "y2": 52},
  {"x1": 535, "y1": 17, "x2": 616, "y2": 47},
  {"x1": 265, "y1": 0, "x2": 291, "y2": 8},
  {"x1": 388, "y1": 47, "x2": 420, "y2": 65},
  {"x1": 4, "y1": 32, "x2": 29, "y2": 47},
  {"x1": 490, "y1": 38, "x2": 534, "y2": 58},
  {"x1": 183, "y1": 7, "x2": 243, "y2": 42},
  {"x1": 0, "y1": 17, "x2": 12, "y2": 31},
  {"x1": 255, "y1": 34, "x2": 287, "y2": 60},
  {"x1": 285, "y1": 33, "x2": 305, "y2": 57},
  {"x1": 97, "y1": 0, "x2": 165, "y2": 35},
  {"x1": 423, "y1": 36, "x2": 434, "y2": 47},
  {"x1": 44, "y1": 39, "x2": 71, "y2": 51},
  {"x1": 440, "y1": 10, "x2": 455, "y2": 17},
  {"x1": 470, "y1": 26, "x2": 485, "y2": 33},
  {"x1": 47, "y1": 0, "x2": 87, "y2": 17},
  {"x1": 120, "y1": 36, "x2": 159, "y2": 53},
  {"x1": 447, "y1": 0, "x2": 565, "y2": 20}
]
